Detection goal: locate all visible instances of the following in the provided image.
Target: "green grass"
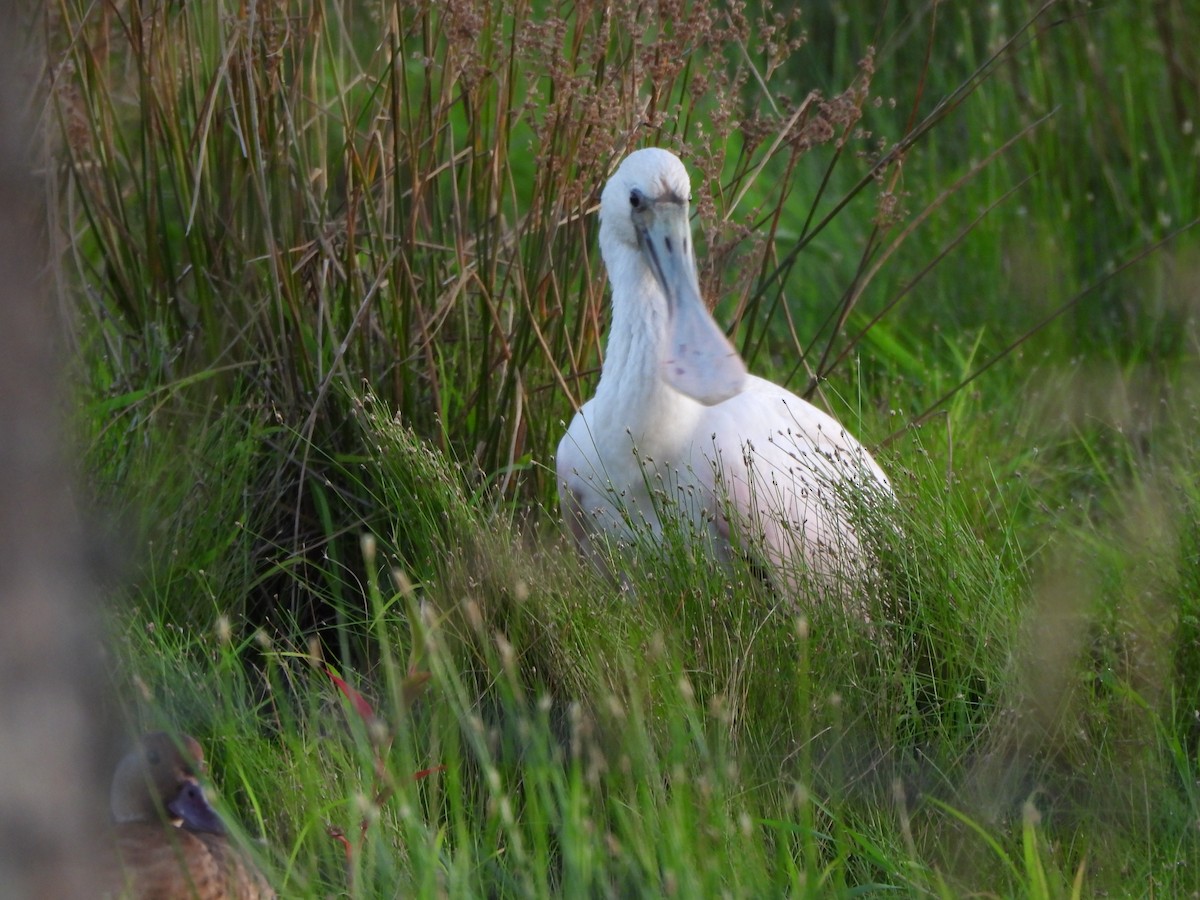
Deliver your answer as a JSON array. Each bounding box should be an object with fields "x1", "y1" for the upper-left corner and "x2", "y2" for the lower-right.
[{"x1": 42, "y1": 0, "x2": 1200, "y2": 894}]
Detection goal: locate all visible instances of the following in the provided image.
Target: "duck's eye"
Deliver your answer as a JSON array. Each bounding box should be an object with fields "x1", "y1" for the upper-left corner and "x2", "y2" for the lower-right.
[{"x1": 629, "y1": 190, "x2": 641, "y2": 209}]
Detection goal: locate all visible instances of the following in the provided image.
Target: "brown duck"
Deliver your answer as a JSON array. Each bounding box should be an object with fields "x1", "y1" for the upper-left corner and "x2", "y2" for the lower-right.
[{"x1": 102, "y1": 732, "x2": 275, "y2": 899}]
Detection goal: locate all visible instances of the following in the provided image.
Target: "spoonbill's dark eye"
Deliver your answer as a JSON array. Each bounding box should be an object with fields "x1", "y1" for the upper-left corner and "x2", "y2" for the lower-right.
[{"x1": 629, "y1": 190, "x2": 642, "y2": 208}]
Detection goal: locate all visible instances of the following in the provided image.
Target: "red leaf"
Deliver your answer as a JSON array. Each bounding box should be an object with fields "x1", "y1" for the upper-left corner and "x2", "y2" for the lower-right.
[
  {"x1": 327, "y1": 825, "x2": 352, "y2": 862},
  {"x1": 325, "y1": 667, "x2": 375, "y2": 722},
  {"x1": 412, "y1": 765, "x2": 446, "y2": 781}
]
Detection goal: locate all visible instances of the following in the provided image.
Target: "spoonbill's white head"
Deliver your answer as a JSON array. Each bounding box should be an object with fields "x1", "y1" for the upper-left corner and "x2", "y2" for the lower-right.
[{"x1": 598, "y1": 148, "x2": 747, "y2": 406}]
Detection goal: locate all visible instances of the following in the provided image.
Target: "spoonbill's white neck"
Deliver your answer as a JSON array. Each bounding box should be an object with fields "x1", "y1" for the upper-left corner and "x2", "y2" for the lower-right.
[{"x1": 593, "y1": 238, "x2": 675, "y2": 422}]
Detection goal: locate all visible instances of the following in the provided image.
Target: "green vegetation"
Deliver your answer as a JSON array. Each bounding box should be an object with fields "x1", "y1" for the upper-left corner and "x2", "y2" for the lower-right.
[{"x1": 41, "y1": 0, "x2": 1200, "y2": 894}]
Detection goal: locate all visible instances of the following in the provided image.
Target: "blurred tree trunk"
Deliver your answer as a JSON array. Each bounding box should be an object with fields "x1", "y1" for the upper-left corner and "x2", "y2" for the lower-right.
[{"x1": 0, "y1": 2, "x2": 109, "y2": 896}]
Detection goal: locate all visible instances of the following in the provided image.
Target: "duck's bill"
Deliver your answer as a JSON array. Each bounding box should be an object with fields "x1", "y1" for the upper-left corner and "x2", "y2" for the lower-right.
[
  {"x1": 168, "y1": 780, "x2": 228, "y2": 835},
  {"x1": 638, "y1": 203, "x2": 746, "y2": 405}
]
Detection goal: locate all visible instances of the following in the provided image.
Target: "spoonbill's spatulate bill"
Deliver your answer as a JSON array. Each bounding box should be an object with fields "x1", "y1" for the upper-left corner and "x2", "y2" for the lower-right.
[{"x1": 556, "y1": 148, "x2": 894, "y2": 594}]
